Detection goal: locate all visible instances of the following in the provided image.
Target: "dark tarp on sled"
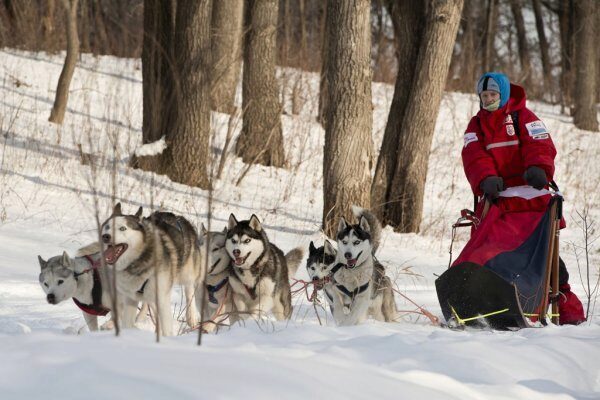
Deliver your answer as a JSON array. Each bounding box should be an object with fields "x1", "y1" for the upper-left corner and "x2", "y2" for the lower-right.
[{"x1": 436, "y1": 194, "x2": 561, "y2": 329}]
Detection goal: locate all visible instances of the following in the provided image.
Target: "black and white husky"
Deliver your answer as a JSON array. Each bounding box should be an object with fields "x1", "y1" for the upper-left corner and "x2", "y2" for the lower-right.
[
  {"x1": 331, "y1": 207, "x2": 398, "y2": 325},
  {"x1": 306, "y1": 240, "x2": 337, "y2": 310},
  {"x1": 225, "y1": 214, "x2": 303, "y2": 321},
  {"x1": 38, "y1": 243, "x2": 140, "y2": 332},
  {"x1": 101, "y1": 204, "x2": 203, "y2": 336}
]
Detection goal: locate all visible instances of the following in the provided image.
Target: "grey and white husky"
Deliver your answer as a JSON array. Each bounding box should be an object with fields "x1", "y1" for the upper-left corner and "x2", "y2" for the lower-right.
[
  {"x1": 101, "y1": 203, "x2": 203, "y2": 336},
  {"x1": 331, "y1": 207, "x2": 398, "y2": 325},
  {"x1": 225, "y1": 214, "x2": 303, "y2": 321},
  {"x1": 198, "y1": 224, "x2": 236, "y2": 333},
  {"x1": 38, "y1": 243, "x2": 139, "y2": 331}
]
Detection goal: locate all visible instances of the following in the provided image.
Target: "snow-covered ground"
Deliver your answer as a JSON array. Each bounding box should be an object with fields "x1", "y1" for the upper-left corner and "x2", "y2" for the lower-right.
[{"x1": 0, "y1": 49, "x2": 599, "y2": 399}]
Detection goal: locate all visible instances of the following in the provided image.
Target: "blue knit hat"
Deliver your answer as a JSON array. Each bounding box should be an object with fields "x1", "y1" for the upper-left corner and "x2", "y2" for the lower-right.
[{"x1": 476, "y1": 72, "x2": 510, "y2": 108}]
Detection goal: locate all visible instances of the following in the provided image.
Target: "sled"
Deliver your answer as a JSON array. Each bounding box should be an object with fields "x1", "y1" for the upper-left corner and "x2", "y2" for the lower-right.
[{"x1": 436, "y1": 187, "x2": 562, "y2": 330}]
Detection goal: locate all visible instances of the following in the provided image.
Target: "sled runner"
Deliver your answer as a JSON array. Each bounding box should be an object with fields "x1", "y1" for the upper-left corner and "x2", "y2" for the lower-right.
[{"x1": 436, "y1": 186, "x2": 562, "y2": 330}]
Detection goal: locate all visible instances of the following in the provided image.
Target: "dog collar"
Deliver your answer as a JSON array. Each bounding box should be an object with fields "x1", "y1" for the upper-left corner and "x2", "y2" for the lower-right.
[
  {"x1": 329, "y1": 263, "x2": 345, "y2": 276},
  {"x1": 335, "y1": 281, "x2": 370, "y2": 299},
  {"x1": 206, "y1": 277, "x2": 229, "y2": 304}
]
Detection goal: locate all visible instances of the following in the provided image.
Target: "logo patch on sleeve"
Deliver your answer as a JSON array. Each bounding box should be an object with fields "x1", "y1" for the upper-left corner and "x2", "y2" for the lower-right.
[
  {"x1": 506, "y1": 124, "x2": 515, "y2": 136},
  {"x1": 525, "y1": 120, "x2": 549, "y2": 138},
  {"x1": 464, "y1": 132, "x2": 478, "y2": 148}
]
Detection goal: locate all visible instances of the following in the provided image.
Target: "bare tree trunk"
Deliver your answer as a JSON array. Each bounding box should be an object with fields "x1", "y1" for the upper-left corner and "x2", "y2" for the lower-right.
[
  {"x1": 236, "y1": 0, "x2": 285, "y2": 168},
  {"x1": 299, "y1": 0, "x2": 308, "y2": 62},
  {"x1": 572, "y1": 0, "x2": 598, "y2": 131},
  {"x1": 79, "y1": 0, "x2": 90, "y2": 53},
  {"x1": 92, "y1": 0, "x2": 110, "y2": 55},
  {"x1": 462, "y1": 1, "x2": 477, "y2": 86},
  {"x1": 532, "y1": 0, "x2": 551, "y2": 83},
  {"x1": 371, "y1": 0, "x2": 385, "y2": 82},
  {"x1": 482, "y1": 0, "x2": 496, "y2": 72},
  {"x1": 509, "y1": 0, "x2": 531, "y2": 84},
  {"x1": 135, "y1": 0, "x2": 176, "y2": 171},
  {"x1": 159, "y1": 0, "x2": 212, "y2": 188},
  {"x1": 211, "y1": 0, "x2": 244, "y2": 114},
  {"x1": 42, "y1": 0, "x2": 56, "y2": 44},
  {"x1": 558, "y1": 0, "x2": 575, "y2": 112},
  {"x1": 49, "y1": 0, "x2": 79, "y2": 125},
  {"x1": 322, "y1": 0, "x2": 373, "y2": 238},
  {"x1": 386, "y1": 0, "x2": 463, "y2": 232},
  {"x1": 371, "y1": 0, "x2": 425, "y2": 224},
  {"x1": 317, "y1": 2, "x2": 328, "y2": 128}
]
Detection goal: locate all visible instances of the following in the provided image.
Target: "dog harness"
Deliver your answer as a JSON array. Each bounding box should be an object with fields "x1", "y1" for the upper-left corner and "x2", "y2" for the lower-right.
[
  {"x1": 335, "y1": 281, "x2": 370, "y2": 299},
  {"x1": 207, "y1": 277, "x2": 229, "y2": 304},
  {"x1": 72, "y1": 256, "x2": 110, "y2": 316}
]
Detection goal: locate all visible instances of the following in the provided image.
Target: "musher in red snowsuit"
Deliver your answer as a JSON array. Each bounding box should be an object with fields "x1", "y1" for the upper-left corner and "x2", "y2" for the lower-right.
[{"x1": 461, "y1": 72, "x2": 585, "y2": 325}]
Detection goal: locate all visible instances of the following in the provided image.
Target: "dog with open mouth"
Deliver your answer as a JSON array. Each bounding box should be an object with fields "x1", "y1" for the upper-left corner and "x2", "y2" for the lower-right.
[
  {"x1": 225, "y1": 214, "x2": 303, "y2": 321},
  {"x1": 101, "y1": 203, "x2": 203, "y2": 336},
  {"x1": 331, "y1": 207, "x2": 398, "y2": 325}
]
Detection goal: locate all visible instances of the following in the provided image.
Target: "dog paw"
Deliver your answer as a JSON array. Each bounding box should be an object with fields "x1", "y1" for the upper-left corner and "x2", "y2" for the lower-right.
[
  {"x1": 343, "y1": 306, "x2": 351, "y2": 315},
  {"x1": 100, "y1": 320, "x2": 115, "y2": 330},
  {"x1": 203, "y1": 322, "x2": 217, "y2": 334},
  {"x1": 186, "y1": 317, "x2": 199, "y2": 329}
]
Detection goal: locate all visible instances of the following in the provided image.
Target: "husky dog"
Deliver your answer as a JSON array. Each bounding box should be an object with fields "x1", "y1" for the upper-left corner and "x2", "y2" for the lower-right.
[
  {"x1": 331, "y1": 207, "x2": 398, "y2": 325},
  {"x1": 306, "y1": 240, "x2": 337, "y2": 309},
  {"x1": 198, "y1": 224, "x2": 237, "y2": 333},
  {"x1": 38, "y1": 244, "x2": 139, "y2": 331},
  {"x1": 225, "y1": 214, "x2": 303, "y2": 321},
  {"x1": 101, "y1": 203, "x2": 203, "y2": 336}
]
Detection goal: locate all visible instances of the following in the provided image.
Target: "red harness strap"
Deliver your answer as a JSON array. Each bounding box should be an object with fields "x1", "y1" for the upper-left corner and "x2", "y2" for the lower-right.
[{"x1": 72, "y1": 256, "x2": 110, "y2": 316}]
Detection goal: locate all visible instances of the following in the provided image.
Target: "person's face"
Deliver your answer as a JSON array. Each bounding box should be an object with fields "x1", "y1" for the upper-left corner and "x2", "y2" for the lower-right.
[{"x1": 480, "y1": 90, "x2": 500, "y2": 106}]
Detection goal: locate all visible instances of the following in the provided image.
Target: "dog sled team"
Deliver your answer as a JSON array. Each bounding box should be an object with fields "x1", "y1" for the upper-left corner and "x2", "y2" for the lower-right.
[
  {"x1": 38, "y1": 202, "x2": 398, "y2": 336},
  {"x1": 38, "y1": 71, "x2": 587, "y2": 334}
]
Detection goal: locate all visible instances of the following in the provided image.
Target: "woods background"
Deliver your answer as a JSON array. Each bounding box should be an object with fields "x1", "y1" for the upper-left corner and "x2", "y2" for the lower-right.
[{"x1": 1, "y1": 0, "x2": 597, "y2": 235}]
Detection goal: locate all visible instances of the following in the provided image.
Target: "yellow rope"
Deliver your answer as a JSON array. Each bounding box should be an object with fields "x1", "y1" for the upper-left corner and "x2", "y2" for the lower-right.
[
  {"x1": 523, "y1": 313, "x2": 560, "y2": 317},
  {"x1": 450, "y1": 305, "x2": 510, "y2": 325}
]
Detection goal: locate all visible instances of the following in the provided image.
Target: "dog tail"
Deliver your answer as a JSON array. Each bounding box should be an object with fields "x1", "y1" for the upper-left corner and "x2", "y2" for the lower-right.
[
  {"x1": 76, "y1": 242, "x2": 102, "y2": 257},
  {"x1": 352, "y1": 205, "x2": 382, "y2": 253},
  {"x1": 285, "y1": 247, "x2": 304, "y2": 278}
]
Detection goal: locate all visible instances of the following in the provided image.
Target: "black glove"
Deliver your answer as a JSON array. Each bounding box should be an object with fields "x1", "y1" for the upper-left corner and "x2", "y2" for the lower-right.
[
  {"x1": 523, "y1": 166, "x2": 547, "y2": 190},
  {"x1": 480, "y1": 176, "x2": 504, "y2": 198}
]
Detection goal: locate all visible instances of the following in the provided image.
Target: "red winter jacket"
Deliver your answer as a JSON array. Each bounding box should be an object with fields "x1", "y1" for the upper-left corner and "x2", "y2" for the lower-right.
[{"x1": 462, "y1": 84, "x2": 557, "y2": 196}]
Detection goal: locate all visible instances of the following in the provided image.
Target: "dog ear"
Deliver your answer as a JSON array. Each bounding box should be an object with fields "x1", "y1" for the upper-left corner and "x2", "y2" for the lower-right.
[
  {"x1": 134, "y1": 207, "x2": 143, "y2": 219},
  {"x1": 38, "y1": 256, "x2": 47, "y2": 269},
  {"x1": 324, "y1": 240, "x2": 336, "y2": 256},
  {"x1": 228, "y1": 214, "x2": 238, "y2": 230},
  {"x1": 113, "y1": 203, "x2": 123, "y2": 216},
  {"x1": 309, "y1": 241, "x2": 317, "y2": 253},
  {"x1": 249, "y1": 215, "x2": 262, "y2": 232},
  {"x1": 338, "y1": 217, "x2": 348, "y2": 232},
  {"x1": 222, "y1": 226, "x2": 228, "y2": 233},
  {"x1": 200, "y1": 223, "x2": 208, "y2": 236},
  {"x1": 359, "y1": 215, "x2": 371, "y2": 233},
  {"x1": 62, "y1": 251, "x2": 71, "y2": 267}
]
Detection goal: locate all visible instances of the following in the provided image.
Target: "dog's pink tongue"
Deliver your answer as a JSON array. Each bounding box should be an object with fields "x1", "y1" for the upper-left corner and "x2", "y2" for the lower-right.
[
  {"x1": 347, "y1": 259, "x2": 357, "y2": 267},
  {"x1": 104, "y1": 246, "x2": 117, "y2": 264},
  {"x1": 235, "y1": 258, "x2": 244, "y2": 265}
]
